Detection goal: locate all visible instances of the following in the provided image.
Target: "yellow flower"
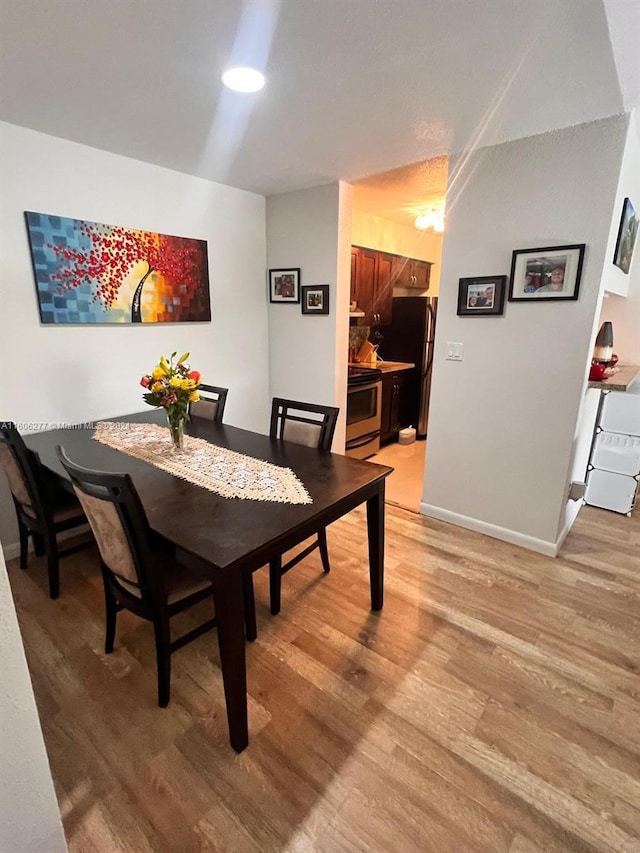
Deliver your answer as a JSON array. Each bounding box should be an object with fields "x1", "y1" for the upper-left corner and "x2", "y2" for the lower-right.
[
  {"x1": 169, "y1": 376, "x2": 182, "y2": 388},
  {"x1": 152, "y1": 366, "x2": 165, "y2": 380},
  {"x1": 180, "y1": 378, "x2": 196, "y2": 390},
  {"x1": 189, "y1": 391, "x2": 200, "y2": 403},
  {"x1": 151, "y1": 381, "x2": 164, "y2": 393}
]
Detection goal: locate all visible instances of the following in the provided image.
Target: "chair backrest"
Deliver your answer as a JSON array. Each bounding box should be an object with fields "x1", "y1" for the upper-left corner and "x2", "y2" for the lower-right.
[
  {"x1": 189, "y1": 384, "x2": 228, "y2": 423},
  {"x1": 270, "y1": 398, "x2": 339, "y2": 451},
  {"x1": 56, "y1": 446, "x2": 157, "y2": 601},
  {"x1": 0, "y1": 422, "x2": 48, "y2": 522}
]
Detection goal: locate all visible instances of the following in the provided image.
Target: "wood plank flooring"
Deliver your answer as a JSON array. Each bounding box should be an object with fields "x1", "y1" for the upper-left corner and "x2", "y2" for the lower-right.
[{"x1": 6, "y1": 504, "x2": 640, "y2": 852}]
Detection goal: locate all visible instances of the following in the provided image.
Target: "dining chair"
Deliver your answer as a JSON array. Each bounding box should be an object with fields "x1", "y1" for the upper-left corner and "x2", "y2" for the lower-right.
[
  {"x1": 0, "y1": 422, "x2": 90, "y2": 599},
  {"x1": 189, "y1": 384, "x2": 228, "y2": 423},
  {"x1": 56, "y1": 446, "x2": 217, "y2": 708},
  {"x1": 242, "y1": 398, "x2": 339, "y2": 641}
]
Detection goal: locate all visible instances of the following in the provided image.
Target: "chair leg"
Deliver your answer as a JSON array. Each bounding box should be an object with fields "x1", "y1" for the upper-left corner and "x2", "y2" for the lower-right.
[
  {"x1": 46, "y1": 542, "x2": 60, "y2": 600},
  {"x1": 269, "y1": 556, "x2": 282, "y2": 616},
  {"x1": 18, "y1": 520, "x2": 29, "y2": 569},
  {"x1": 153, "y1": 612, "x2": 172, "y2": 708},
  {"x1": 104, "y1": 587, "x2": 118, "y2": 654},
  {"x1": 318, "y1": 528, "x2": 331, "y2": 573},
  {"x1": 32, "y1": 532, "x2": 45, "y2": 557},
  {"x1": 242, "y1": 572, "x2": 257, "y2": 642}
]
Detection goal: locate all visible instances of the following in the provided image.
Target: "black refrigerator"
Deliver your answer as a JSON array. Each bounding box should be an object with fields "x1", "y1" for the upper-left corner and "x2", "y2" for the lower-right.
[{"x1": 380, "y1": 296, "x2": 438, "y2": 440}]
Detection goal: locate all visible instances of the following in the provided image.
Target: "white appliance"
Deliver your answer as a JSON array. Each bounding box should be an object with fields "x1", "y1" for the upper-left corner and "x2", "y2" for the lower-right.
[{"x1": 585, "y1": 380, "x2": 640, "y2": 515}]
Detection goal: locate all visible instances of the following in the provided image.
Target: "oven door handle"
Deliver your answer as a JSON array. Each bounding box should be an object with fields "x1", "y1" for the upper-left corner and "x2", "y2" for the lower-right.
[{"x1": 346, "y1": 432, "x2": 380, "y2": 450}]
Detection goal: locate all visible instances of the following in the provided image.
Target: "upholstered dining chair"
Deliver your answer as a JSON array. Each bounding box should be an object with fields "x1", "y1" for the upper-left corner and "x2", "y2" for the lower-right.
[
  {"x1": 242, "y1": 398, "x2": 339, "y2": 641},
  {"x1": 189, "y1": 384, "x2": 228, "y2": 423},
  {"x1": 56, "y1": 446, "x2": 217, "y2": 708},
  {"x1": 0, "y1": 422, "x2": 90, "y2": 599}
]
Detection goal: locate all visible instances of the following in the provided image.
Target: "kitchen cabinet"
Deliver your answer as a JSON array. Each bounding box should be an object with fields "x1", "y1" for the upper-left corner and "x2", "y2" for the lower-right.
[
  {"x1": 393, "y1": 256, "x2": 432, "y2": 290},
  {"x1": 374, "y1": 252, "x2": 395, "y2": 325},
  {"x1": 351, "y1": 246, "x2": 378, "y2": 323},
  {"x1": 351, "y1": 246, "x2": 395, "y2": 325},
  {"x1": 380, "y1": 369, "x2": 413, "y2": 444},
  {"x1": 351, "y1": 246, "x2": 432, "y2": 325}
]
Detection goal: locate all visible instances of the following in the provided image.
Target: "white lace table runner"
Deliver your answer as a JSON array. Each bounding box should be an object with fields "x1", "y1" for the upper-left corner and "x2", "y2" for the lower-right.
[{"x1": 93, "y1": 422, "x2": 312, "y2": 504}]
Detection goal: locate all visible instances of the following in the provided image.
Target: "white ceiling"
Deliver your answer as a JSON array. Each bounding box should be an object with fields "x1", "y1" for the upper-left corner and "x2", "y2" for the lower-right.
[{"x1": 0, "y1": 0, "x2": 636, "y2": 198}]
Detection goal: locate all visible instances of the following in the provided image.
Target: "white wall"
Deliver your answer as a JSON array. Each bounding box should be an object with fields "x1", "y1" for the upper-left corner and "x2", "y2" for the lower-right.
[
  {"x1": 422, "y1": 116, "x2": 628, "y2": 554},
  {"x1": 266, "y1": 182, "x2": 351, "y2": 447},
  {"x1": 598, "y1": 110, "x2": 640, "y2": 360},
  {"x1": 351, "y1": 209, "x2": 443, "y2": 295},
  {"x1": 600, "y1": 109, "x2": 640, "y2": 298},
  {"x1": 0, "y1": 551, "x2": 67, "y2": 853},
  {"x1": 0, "y1": 122, "x2": 269, "y2": 552}
]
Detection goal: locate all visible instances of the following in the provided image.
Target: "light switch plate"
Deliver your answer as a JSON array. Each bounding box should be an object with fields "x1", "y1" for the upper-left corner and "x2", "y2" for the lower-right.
[{"x1": 446, "y1": 342, "x2": 464, "y2": 361}]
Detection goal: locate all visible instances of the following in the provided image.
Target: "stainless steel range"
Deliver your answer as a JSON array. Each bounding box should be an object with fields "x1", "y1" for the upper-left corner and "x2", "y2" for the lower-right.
[{"x1": 345, "y1": 366, "x2": 382, "y2": 459}]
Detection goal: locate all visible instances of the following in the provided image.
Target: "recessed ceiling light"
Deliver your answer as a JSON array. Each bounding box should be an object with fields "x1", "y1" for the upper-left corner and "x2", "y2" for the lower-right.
[{"x1": 221, "y1": 66, "x2": 265, "y2": 93}]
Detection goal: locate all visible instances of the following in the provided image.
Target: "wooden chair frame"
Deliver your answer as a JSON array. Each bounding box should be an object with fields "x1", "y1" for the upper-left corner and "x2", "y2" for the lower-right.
[
  {"x1": 189, "y1": 384, "x2": 228, "y2": 423},
  {"x1": 242, "y1": 398, "x2": 339, "y2": 640},
  {"x1": 57, "y1": 446, "x2": 217, "y2": 707},
  {"x1": 0, "y1": 422, "x2": 89, "y2": 598}
]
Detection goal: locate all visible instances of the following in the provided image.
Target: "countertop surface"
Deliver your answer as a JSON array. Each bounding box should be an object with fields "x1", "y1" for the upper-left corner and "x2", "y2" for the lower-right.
[
  {"x1": 587, "y1": 363, "x2": 640, "y2": 392},
  {"x1": 349, "y1": 361, "x2": 415, "y2": 373}
]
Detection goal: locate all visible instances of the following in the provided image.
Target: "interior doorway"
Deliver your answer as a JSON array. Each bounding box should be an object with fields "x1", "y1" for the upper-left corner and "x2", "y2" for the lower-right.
[
  {"x1": 348, "y1": 155, "x2": 447, "y2": 515},
  {"x1": 371, "y1": 440, "x2": 426, "y2": 513}
]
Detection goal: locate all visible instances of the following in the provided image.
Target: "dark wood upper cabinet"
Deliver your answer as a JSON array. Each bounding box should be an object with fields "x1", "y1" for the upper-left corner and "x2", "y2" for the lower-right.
[
  {"x1": 374, "y1": 252, "x2": 395, "y2": 325},
  {"x1": 351, "y1": 246, "x2": 377, "y2": 321},
  {"x1": 411, "y1": 259, "x2": 431, "y2": 290},
  {"x1": 351, "y1": 246, "x2": 432, "y2": 324}
]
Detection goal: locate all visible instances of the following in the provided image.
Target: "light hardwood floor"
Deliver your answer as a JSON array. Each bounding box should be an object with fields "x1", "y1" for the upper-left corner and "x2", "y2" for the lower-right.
[{"x1": 7, "y1": 503, "x2": 640, "y2": 852}]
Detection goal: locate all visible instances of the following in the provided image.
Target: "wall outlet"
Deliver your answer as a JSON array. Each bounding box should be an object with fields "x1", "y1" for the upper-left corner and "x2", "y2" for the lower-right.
[{"x1": 446, "y1": 342, "x2": 464, "y2": 361}]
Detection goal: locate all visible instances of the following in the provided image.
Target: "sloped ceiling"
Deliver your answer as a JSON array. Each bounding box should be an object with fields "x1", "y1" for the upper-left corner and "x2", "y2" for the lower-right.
[{"x1": 0, "y1": 0, "x2": 633, "y2": 196}]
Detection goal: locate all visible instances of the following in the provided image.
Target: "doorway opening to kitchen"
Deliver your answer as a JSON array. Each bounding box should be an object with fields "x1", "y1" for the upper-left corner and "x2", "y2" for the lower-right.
[{"x1": 346, "y1": 155, "x2": 449, "y2": 513}]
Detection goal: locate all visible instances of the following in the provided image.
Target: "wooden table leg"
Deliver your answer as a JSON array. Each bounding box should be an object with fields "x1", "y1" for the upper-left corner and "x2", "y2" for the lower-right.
[
  {"x1": 212, "y1": 570, "x2": 248, "y2": 752},
  {"x1": 366, "y1": 481, "x2": 385, "y2": 611}
]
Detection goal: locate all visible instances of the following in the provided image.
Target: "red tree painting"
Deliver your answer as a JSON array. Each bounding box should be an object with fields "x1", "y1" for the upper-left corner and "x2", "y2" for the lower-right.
[{"x1": 48, "y1": 220, "x2": 209, "y2": 323}]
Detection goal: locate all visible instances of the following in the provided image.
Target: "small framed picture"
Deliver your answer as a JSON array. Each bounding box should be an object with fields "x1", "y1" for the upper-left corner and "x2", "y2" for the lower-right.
[
  {"x1": 301, "y1": 284, "x2": 330, "y2": 315},
  {"x1": 269, "y1": 268, "x2": 300, "y2": 303},
  {"x1": 457, "y1": 275, "x2": 506, "y2": 316},
  {"x1": 613, "y1": 197, "x2": 637, "y2": 275},
  {"x1": 508, "y1": 244, "x2": 585, "y2": 302}
]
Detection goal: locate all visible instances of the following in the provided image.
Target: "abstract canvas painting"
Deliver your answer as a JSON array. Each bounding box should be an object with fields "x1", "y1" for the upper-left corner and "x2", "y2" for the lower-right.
[{"x1": 25, "y1": 211, "x2": 211, "y2": 324}]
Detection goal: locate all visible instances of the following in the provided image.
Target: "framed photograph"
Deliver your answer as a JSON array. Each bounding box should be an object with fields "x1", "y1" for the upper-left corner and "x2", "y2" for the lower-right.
[
  {"x1": 508, "y1": 244, "x2": 585, "y2": 302},
  {"x1": 457, "y1": 275, "x2": 506, "y2": 316},
  {"x1": 613, "y1": 197, "x2": 638, "y2": 275},
  {"x1": 269, "y1": 268, "x2": 300, "y2": 303},
  {"x1": 301, "y1": 284, "x2": 330, "y2": 315}
]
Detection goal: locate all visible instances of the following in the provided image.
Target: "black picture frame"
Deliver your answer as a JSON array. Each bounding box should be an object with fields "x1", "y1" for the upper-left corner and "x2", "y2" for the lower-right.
[
  {"x1": 457, "y1": 275, "x2": 506, "y2": 316},
  {"x1": 613, "y1": 197, "x2": 637, "y2": 275},
  {"x1": 508, "y1": 244, "x2": 585, "y2": 302},
  {"x1": 301, "y1": 284, "x2": 330, "y2": 315},
  {"x1": 269, "y1": 268, "x2": 300, "y2": 303}
]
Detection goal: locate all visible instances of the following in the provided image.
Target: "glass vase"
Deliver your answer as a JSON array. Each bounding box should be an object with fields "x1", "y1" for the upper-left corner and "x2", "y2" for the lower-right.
[{"x1": 167, "y1": 412, "x2": 185, "y2": 451}]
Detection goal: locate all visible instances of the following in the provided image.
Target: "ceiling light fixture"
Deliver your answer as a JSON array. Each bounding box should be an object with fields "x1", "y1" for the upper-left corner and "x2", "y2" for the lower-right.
[
  {"x1": 221, "y1": 66, "x2": 265, "y2": 93},
  {"x1": 414, "y1": 210, "x2": 445, "y2": 232}
]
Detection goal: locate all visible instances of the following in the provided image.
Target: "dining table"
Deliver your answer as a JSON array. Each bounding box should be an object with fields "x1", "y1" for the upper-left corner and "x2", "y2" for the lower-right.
[{"x1": 23, "y1": 409, "x2": 393, "y2": 752}]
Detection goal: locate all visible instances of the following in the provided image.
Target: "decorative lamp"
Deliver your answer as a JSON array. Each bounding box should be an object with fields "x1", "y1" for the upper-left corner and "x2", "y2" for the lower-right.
[{"x1": 593, "y1": 321, "x2": 614, "y2": 364}]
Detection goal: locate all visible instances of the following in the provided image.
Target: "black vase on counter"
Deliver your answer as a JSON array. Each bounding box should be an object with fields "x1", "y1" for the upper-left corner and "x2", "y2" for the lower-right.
[{"x1": 593, "y1": 321, "x2": 614, "y2": 364}]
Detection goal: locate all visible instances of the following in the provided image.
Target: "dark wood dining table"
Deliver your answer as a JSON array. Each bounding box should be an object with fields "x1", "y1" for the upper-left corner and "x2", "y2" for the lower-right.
[{"x1": 24, "y1": 410, "x2": 392, "y2": 752}]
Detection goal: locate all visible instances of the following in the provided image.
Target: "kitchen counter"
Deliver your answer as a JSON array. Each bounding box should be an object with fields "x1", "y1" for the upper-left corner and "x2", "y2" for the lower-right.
[
  {"x1": 348, "y1": 361, "x2": 415, "y2": 373},
  {"x1": 587, "y1": 364, "x2": 640, "y2": 392}
]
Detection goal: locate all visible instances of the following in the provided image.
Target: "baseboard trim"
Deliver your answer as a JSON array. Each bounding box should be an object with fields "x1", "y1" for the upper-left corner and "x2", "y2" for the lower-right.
[
  {"x1": 419, "y1": 503, "x2": 559, "y2": 557},
  {"x1": 1, "y1": 524, "x2": 91, "y2": 564}
]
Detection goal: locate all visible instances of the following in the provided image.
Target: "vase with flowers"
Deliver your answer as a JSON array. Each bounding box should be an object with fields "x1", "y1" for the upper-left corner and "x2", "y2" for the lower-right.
[{"x1": 140, "y1": 352, "x2": 201, "y2": 450}]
